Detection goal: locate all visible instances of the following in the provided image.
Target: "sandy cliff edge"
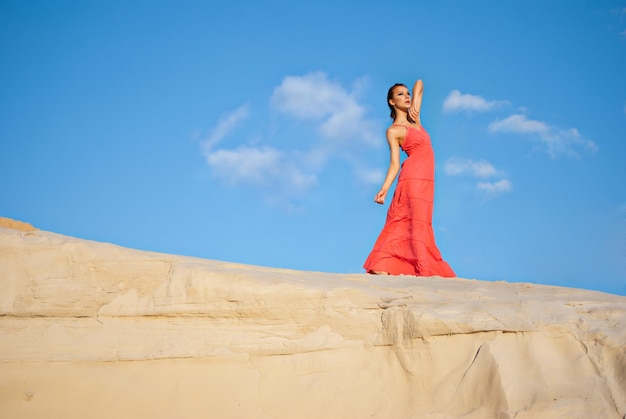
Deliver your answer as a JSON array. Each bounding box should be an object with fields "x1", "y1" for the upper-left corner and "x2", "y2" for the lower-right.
[
  {"x1": 0, "y1": 216, "x2": 36, "y2": 232},
  {"x1": 0, "y1": 222, "x2": 625, "y2": 419}
]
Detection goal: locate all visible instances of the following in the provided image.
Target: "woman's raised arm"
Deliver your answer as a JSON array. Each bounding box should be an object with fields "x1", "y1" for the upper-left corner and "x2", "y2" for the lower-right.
[{"x1": 409, "y1": 79, "x2": 423, "y2": 123}]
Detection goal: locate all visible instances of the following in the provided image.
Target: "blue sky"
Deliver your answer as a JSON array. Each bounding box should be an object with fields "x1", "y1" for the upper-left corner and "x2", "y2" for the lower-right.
[{"x1": 2, "y1": 0, "x2": 625, "y2": 295}]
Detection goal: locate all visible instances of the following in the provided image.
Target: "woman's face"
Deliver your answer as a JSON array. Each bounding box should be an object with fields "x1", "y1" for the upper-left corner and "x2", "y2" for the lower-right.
[{"x1": 389, "y1": 85, "x2": 411, "y2": 110}]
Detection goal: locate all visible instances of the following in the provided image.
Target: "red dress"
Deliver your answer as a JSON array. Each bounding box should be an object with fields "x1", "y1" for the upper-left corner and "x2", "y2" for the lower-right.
[{"x1": 364, "y1": 124, "x2": 455, "y2": 277}]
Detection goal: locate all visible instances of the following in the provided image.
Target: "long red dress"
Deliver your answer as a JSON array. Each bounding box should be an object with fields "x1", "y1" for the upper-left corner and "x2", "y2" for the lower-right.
[{"x1": 363, "y1": 124, "x2": 455, "y2": 277}]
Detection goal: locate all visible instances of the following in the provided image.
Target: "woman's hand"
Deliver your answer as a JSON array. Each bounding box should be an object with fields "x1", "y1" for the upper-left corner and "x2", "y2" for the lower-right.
[
  {"x1": 408, "y1": 107, "x2": 420, "y2": 123},
  {"x1": 374, "y1": 189, "x2": 388, "y2": 204}
]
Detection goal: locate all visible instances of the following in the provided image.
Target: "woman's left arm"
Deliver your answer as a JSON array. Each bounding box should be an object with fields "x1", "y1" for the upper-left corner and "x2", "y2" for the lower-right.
[{"x1": 409, "y1": 79, "x2": 424, "y2": 123}]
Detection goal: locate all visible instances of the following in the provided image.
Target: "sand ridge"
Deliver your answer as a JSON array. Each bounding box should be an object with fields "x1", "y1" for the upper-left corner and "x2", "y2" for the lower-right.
[
  {"x1": 0, "y1": 216, "x2": 36, "y2": 232},
  {"x1": 0, "y1": 219, "x2": 625, "y2": 418}
]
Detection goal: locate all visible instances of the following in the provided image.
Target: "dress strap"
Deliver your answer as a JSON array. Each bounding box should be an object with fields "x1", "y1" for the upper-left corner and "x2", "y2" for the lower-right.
[{"x1": 391, "y1": 124, "x2": 422, "y2": 132}]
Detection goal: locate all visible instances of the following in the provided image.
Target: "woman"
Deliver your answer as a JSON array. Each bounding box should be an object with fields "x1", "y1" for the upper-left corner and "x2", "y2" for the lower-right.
[{"x1": 363, "y1": 79, "x2": 455, "y2": 277}]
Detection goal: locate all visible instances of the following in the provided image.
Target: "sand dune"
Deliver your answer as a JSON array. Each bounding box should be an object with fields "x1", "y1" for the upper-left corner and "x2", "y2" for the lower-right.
[{"x1": 1, "y1": 219, "x2": 625, "y2": 418}]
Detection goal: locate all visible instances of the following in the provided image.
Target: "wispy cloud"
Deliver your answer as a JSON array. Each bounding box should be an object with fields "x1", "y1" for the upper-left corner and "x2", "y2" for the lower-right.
[
  {"x1": 201, "y1": 107, "x2": 317, "y2": 196},
  {"x1": 477, "y1": 179, "x2": 513, "y2": 194},
  {"x1": 353, "y1": 167, "x2": 385, "y2": 185},
  {"x1": 205, "y1": 146, "x2": 316, "y2": 191},
  {"x1": 443, "y1": 88, "x2": 598, "y2": 159},
  {"x1": 271, "y1": 71, "x2": 378, "y2": 146},
  {"x1": 202, "y1": 104, "x2": 250, "y2": 152},
  {"x1": 489, "y1": 113, "x2": 598, "y2": 158},
  {"x1": 608, "y1": 7, "x2": 626, "y2": 39},
  {"x1": 489, "y1": 113, "x2": 549, "y2": 135},
  {"x1": 444, "y1": 157, "x2": 499, "y2": 178},
  {"x1": 442, "y1": 90, "x2": 509, "y2": 113},
  {"x1": 610, "y1": 7, "x2": 626, "y2": 17},
  {"x1": 200, "y1": 72, "x2": 382, "y2": 204},
  {"x1": 444, "y1": 157, "x2": 511, "y2": 196}
]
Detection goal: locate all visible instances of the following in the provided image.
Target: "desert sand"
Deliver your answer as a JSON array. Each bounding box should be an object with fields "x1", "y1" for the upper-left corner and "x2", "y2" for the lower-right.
[{"x1": 0, "y1": 217, "x2": 625, "y2": 418}]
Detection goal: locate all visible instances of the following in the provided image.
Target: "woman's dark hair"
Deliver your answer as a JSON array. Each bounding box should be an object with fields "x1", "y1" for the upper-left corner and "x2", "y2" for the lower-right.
[{"x1": 387, "y1": 83, "x2": 406, "y2": 120}]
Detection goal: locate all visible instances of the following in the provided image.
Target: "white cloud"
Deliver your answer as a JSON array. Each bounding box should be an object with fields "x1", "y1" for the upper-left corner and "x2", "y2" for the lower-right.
[
  {"x1": 489, "y1": 114, "x2": 549, "y2": 135},
  {"x1": 271, "y1": 72, "x2": 344, "y2": 119},
  {"x1": 200, "y1": 73, "x2": 381, "y2": 203},
  {"x1": 205, "y1": 146, "x2": 280, "y2": 185},
  {"x1": 205, "y1": 145, "x2": 317, "y2": 192},
  {"x1": 442, "y1": 90, "x2": 508, "y2": 113},
  {"x1": 609, "y1": 8, "x2": 626, "y2": 39},
  {"x1": 489, "y1": 113, "x2": 598, "y2": 158},
  {"x1": 444, "y1": 157, "x2": 498, "y2": 178},
  {"x1": 354, "y1": 167, "x2": 384, "y2": 185},
  {"x1": 268, "y1": 72, "x2": 383, "y2": 194},
  {"x1": 202, "y1": 104, "x2": 249, "y2": 151},
  {"x1": 271, "y1": 72, "x2": 378, "y2": 146},
  {"x1": 201, "y1": 106, "x2": 318, "y2": 195},
  {"x1": 610, "y1": 7, "x2": 626, "y2": 16},
  {"x1": 445, "y1": 157, "x2": 511, "y2": 196},
  {"x1": 477, "y1": 179, "x2": 513, "y2": 194}
]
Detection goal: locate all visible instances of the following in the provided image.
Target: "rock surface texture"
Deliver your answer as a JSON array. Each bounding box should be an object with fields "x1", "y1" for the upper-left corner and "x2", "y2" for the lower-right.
[{"x1": 1, "y1": 222, "x2": 625, "y2": 418}]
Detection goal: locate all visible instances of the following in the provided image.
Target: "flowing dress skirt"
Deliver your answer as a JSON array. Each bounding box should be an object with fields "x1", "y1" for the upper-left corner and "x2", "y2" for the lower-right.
[{"x1": 364, "y1": 125, "x2": 455, "y2": 277}]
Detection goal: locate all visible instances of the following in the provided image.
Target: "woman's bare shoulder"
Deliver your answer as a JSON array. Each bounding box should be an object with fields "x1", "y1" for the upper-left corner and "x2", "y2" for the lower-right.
[
  {"x1": 386, "y1": 124, "x2": 407, "y2": 144},
  {"x1": 386, "y1": 124, "x2": 407, "y2": 135}
]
